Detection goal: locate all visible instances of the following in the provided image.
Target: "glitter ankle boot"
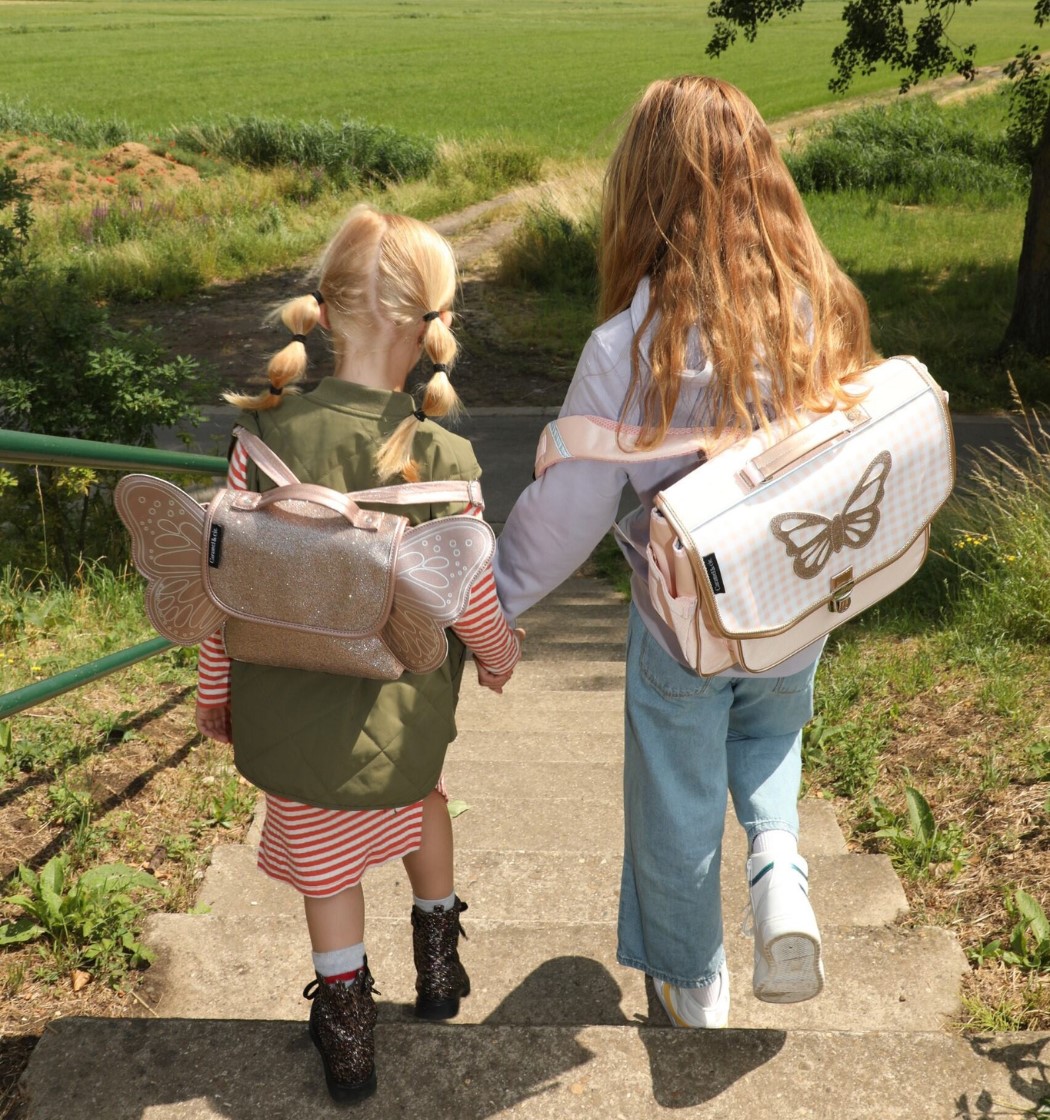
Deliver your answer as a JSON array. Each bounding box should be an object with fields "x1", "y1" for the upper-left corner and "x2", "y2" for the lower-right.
[
  {"x1": 411, "y1": 896, "x2": 470, "y2": 1020},
  {"x1": 303, "y1": 962, "x2": 378, "y2": 1104}
]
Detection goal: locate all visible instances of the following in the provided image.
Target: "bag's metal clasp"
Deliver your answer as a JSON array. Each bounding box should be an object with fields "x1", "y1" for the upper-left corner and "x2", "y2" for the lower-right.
[{"x1": 829, "y1": 568, "x2": 854, "y2": 613}]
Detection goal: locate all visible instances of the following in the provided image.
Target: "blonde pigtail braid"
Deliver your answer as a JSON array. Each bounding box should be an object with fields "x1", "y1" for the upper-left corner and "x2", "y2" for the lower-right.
[
  {"x1": 222, "y1": 293, "x2": 322, "y2": 411},
  {"x1": 375, "y1": 312, "x2": 461, "y2": 482}
]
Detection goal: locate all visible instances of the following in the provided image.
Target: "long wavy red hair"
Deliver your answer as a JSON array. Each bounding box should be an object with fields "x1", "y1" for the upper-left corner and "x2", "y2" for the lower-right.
[{"x1": 600, "y1": 76, "x2": 877, "y2": 448}]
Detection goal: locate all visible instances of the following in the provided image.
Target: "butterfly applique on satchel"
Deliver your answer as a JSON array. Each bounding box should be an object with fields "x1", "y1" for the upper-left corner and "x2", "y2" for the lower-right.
[{"x1": 770, "y1": 451, "x2": 892, "y2": 580}]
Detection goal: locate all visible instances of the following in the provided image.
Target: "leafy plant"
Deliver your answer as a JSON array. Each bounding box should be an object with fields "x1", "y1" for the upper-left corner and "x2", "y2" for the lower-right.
[
  {"x1": 1004, "y1": 45, "x2": 1050, "y2": 166},
  {"x1": 0, "y1": 855, "x2": 163, "y2": 986},
  {"x1": 971, "y1": 889, "x2": 1050, "y2": 973},
  {"x1": 45, "y1": 780, "x2": 95, "y2": 827},
  {"x1": 869, "y1": 786, "x2": 967, "y2": 878},
  {"x1": 802, "y1": 712, "x2": 883, "y2": 799},
  {"x1": 193, "y1": 773, "x2": 256, "y2": 831}
]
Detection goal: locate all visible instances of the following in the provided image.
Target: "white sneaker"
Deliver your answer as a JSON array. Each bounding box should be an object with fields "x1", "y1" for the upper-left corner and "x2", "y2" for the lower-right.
[
  {"x1": 653, "y1": 963, "x2": 730, "y2": 1028},
  {"x1": 747, "y1": 853, "x2": 824, "y2": 1004}
]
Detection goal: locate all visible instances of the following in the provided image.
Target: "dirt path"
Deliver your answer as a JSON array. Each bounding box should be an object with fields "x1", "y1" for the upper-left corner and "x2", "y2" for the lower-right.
[{"x1": 117, "y1": 65, "x2": 1007, "y2": 409}]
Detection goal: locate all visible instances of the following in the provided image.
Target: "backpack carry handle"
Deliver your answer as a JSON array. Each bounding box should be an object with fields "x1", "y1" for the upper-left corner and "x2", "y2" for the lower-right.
[
  {"x1": 231, "y1": 483, "x2": 384, "y2": 531},
  {"x1": 738, "y1": 405, "x2": 870, "y2": 489}
]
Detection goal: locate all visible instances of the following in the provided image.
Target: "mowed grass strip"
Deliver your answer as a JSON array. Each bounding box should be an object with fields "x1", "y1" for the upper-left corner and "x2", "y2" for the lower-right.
[{"x1": 0, "y1": 0, "x2": 1039, "y2": 154}]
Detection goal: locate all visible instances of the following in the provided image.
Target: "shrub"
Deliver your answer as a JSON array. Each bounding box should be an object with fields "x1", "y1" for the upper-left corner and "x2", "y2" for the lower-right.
[
  {"x1": 0, "y1": 98, "x2": 133, "y2": 148},
  {"x1": 170, "y1": 115, "x2": 436, "y2": 186},
  {"x1": 785, "y1": 96, "x2": 1028, "y2": 204},
  {"x1": 434, "y1": 137, "x2": 543, "y2": 195},
  {"x1": 497, "y1": 200, "x2": 599, "y2": 299},
  {"x1": 0, "y1": 168, "x2": 213, "y2": 576}
]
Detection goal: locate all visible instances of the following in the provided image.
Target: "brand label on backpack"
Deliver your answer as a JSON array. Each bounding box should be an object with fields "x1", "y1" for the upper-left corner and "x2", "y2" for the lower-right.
[
  {"x1": 703, "y1": 552, "x2": 725, "y2": 595},
  {"x1": 208, "y1": 525, "x2": 224, "y2": 568}
]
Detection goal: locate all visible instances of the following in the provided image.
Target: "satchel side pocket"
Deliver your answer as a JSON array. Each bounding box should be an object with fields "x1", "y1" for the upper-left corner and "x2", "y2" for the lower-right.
[{"x1": 646, "y1": 538, "x2": 701, "y2": 671}]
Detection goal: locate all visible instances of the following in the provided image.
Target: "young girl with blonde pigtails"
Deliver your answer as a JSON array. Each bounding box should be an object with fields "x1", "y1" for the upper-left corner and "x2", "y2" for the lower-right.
[{"x1": 195, "y1": 203, "x2": 521, "y2": 1105}]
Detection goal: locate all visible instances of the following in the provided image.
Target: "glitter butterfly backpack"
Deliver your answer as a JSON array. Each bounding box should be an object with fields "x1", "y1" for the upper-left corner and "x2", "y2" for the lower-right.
[
  {"x1": 114, "y1": 427, "x2": 495, "y2": 680},
  {"x1": 534, "y1": 355, "x2": 955, "y2": 675}
]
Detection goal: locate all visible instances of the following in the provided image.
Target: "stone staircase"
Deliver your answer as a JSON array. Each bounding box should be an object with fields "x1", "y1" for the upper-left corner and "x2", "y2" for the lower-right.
[{"x1": 20, "y1": 578, "x2": 1050, "y2": 1118}]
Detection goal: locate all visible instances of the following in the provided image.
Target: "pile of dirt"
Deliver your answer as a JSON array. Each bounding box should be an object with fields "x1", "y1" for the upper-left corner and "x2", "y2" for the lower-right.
[{"x1": 0, "y1": 139, "x2": 199, "y2": 207}]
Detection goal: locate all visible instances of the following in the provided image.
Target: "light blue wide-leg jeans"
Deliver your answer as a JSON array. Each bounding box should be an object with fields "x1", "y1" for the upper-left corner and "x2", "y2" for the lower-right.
[{"x1": 617, "y1": 606, "x2": 818, "y2": 988}]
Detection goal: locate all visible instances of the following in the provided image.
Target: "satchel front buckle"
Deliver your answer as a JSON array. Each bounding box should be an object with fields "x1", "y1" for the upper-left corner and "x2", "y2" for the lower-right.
[{"x1": 829, "y1": 568, "x2": 854, "y2": 613}]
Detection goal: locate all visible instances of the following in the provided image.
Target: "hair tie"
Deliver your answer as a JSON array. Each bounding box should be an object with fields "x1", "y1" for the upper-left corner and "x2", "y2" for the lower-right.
[
  {"x1": 422, "y1": 310, "x2": 441, "y2": 322},
  {"x1": 311, "y1": 289, "x2": 325, "y2": 306},
  {"x1": 291, "y1": 333, "x2": 308, "y2": 345},
  {"x1": 269, "y1": 385, "x2": 284, "y2": 396},
  {"x1": 431, "y1": 363, "x2": 450, "y2": 375},
  {"x1": 412, "y1": 408, "x2": 427, "y2": 422}
]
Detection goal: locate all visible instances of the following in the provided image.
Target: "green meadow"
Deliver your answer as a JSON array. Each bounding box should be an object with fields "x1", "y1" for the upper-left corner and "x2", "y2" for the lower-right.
[{"x1": 0, "y1": 0, "x2": 1039, "y2": 153}]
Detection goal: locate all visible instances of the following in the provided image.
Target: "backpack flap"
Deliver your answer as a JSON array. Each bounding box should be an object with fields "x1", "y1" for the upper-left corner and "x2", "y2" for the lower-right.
[
  {"x1": 203, "y1": 484, "x2": 405, "y2": 640},
  {"x1": 654, "y1": 357, "x2": 954, "y2": 660}
]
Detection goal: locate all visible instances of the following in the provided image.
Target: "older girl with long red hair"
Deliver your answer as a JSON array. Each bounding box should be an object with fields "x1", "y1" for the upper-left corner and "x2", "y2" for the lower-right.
[{"x1": 494, "y1": 76, "x2": 876, "y2": 1028}]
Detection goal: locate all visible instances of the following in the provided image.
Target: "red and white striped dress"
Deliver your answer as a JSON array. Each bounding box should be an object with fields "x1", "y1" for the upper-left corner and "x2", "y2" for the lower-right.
[{"x1": 197, "y1": 440, "x2": 520, "y2": 897}]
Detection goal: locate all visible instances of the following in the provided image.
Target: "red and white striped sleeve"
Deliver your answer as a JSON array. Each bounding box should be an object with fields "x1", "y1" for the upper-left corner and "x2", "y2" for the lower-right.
[
  {"x1": 196, "y1": 440, "x2": 250, "y2": 708},
  {"x1": 450, "y1": 504, "x2": 521, "y2": 676}
]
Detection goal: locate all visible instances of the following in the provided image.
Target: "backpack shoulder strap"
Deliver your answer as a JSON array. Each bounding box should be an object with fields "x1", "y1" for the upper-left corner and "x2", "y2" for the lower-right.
[
  {"x1": 534, "y1": 415, "x2": 708, "y2": 478},
  {"x1": 232, "y1": 425, "x2": 300, "y2": 487},
  {"x1": 233, "y1": 426, "x2": 484, "y2": 509}
]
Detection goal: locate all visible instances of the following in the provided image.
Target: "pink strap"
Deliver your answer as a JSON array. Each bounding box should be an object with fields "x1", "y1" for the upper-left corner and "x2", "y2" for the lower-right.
[
  {"x1": 534, "y1": 416, "x2": 708, "y2": 478},
  {"x1": 232, "y1": 426, "x2": 483, "y2": 510},
  {"x1": 232, "y1": 427, "x2": 300, "y2": 486}
]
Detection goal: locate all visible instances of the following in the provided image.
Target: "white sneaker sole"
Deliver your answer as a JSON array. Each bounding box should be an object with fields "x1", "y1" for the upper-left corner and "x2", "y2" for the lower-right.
[{"x1": 753, "y1": 931, "x2": 824, "y2": 1004}]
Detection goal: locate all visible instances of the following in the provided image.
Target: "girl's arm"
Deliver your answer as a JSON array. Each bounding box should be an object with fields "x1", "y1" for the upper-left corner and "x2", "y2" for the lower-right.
[
  {"x1": 450, "y1": 506, "x2": 522, "y2": 677},
  {"x1": 494, "y1": 334, "x2": 629, "y2": 623}
]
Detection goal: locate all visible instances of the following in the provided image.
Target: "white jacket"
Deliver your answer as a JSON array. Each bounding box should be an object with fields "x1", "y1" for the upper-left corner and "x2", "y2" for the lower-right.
[{"x1": 493, "y1": 278, "x2": 823, "y2": 677}]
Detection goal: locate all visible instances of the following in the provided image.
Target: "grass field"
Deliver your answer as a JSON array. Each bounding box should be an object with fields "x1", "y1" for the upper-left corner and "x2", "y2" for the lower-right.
[{"x1": 0, "y1": 0, "x2": 1040, "y2": 155}]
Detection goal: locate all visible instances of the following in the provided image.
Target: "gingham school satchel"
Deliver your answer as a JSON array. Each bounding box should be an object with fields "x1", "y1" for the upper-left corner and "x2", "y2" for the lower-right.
[
  {"x1": 115, "y1": 427, "x2": 495, "y2": 680},
  {"x1": 534, "y1": 355, "x2": 955, "y2": 675}
]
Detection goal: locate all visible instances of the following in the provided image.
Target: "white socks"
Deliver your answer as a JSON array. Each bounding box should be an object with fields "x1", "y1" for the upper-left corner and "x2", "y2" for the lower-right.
[
  {"x1": 750, "y1": 830, "x2": 798, "y2": 857},
  {"x1": 312, "y1": 942, "x2": 365, "y2": 982},
  {"x1": 310, "y1": 892, "x2": 457, "y2": 983},
  {"x1": 413, "y1": 891, "x2": 456, "y2": 913}
]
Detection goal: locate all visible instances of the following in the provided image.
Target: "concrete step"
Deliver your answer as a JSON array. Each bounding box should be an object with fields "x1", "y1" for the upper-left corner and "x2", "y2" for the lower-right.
[
  {"x1": 197, "y1": 841, "x2": 906, "y2": 930},
  {"x1": 473, "y1": 660, "x2": 626, "y2": 691},
  {"x1": 448, "y1": 728, "x2": 623, "y2": 763},
  {"x1": 447, "y1": 795, "x2": 847, "y2": 856},
  {"x1": 454, "y1": 693, "x2": 622, "y2": 734},
  {"x1": 141, "y1": 910, "x2": 963, "y2": 1033},
  {"x1": 25, "y1": 1018, "x2": 1029, "y2": 1120}
]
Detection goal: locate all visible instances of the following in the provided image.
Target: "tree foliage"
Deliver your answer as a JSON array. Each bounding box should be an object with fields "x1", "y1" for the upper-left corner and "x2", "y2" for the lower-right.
[
  {"x1": 708, "y1": 1, "x2": 1045, "y2": 91},
  {"x1": 706, "y1": 0, "x2": 1050, "y2": 357}
]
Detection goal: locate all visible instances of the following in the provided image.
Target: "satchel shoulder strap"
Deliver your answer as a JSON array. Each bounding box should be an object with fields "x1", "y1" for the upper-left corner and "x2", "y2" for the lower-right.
[
  {"x1": 232, "y1": 426, "x2": 484, "y2": 510},
  {"x1": 534, "y1": 415, "x2": 707, "y2": 478}
]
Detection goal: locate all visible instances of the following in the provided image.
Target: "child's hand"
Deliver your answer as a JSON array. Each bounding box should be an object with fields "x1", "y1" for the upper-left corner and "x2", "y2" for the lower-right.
[
  {"x1": 476, "y1": 664, "x2": 514, "y2": 694},
  {"x1": 475, "y1": 628, "x2": 525, "y2": 694},
  {"x1": 195, "y1": 701, "x2": 232, "y2": 744}
]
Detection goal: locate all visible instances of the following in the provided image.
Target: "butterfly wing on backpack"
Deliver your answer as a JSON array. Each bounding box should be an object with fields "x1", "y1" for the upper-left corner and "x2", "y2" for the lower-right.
[
  {"x1": 383, "y1": 517, "x2": 496, "y2": 674},
  {"x1": 114, "y1": 475, "x2": 227, "y2": 644}
]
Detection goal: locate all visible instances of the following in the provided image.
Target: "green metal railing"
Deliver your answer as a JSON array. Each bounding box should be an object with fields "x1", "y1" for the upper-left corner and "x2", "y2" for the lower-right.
[{"x1": 0, "y1": 427, "x2": 227, "y2": 720}]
